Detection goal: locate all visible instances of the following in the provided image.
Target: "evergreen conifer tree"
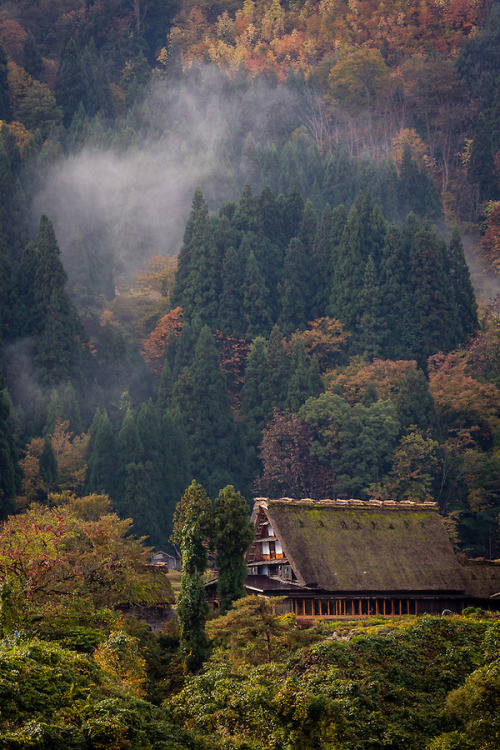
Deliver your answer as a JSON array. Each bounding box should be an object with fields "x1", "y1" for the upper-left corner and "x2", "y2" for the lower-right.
[
  {"x1": 396, "y1": 369, "x2": 440, "y2": 436},
  {"x1": 447, "y1": 227, "x2": 478, "y2": 339},
  {"x1": 86, "y1": 409, "x2": 119, "y2": 499},
  {"x1": 23, "y1": 32, "x2": 44, "y2": 80},
  {"x1": 213, "y1": 485, "x2": 254, "y2": 614},
  {"x1": 279, "y1": 238, "x2": 310, "y2": 334},
  {"x1": 409, "y1": 221, "x2": 461, "y2": 365},
  {"x1": 34, "y1": 216, "x2": 82, "y2": 384},
  {"x1": 172, "y1": 326, "x2": 237, "y2": 497},
  {"x1": 311, "y1": 203, "x2": 333, "y2": 319},
  {"x1": 286, "y1": 338, "x2": 313, "y2": 412},
  {"x1": 218, "y1": 246, "x2": 245, "y2": 336},
  {"x1": 56, "y1": 37, "x2": 88, "y2": 127},
  {"x1": 357, "y1": 254, "x2": 387, "y2": 359},
  {"x1": 0, "y1": 43, "x2": 11, "y2": 121},
  {"x1": 0, "y1": 373, "x2": 20, "y2": 519},
  {"x1": 263, "y1": 325, "x2": 289, "y2": 409},
  {"x1": 330, "y1": 203, "x2": 366, "y2": 332},
  {"x1": 242, "y1": 250, "x2": 272, "y2": 339},
  {"x1": 171, "y1": 480, "x2": 211, "y2": 673}
]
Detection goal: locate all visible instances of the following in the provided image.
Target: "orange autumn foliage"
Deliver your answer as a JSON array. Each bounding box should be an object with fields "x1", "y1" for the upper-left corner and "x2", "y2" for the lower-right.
[
  {"x1": 326, "y1": 358, "x2": 418, "y2": 405},
  {"x1": 141, "y1": 306, "x2": 183, "y2": 374}
]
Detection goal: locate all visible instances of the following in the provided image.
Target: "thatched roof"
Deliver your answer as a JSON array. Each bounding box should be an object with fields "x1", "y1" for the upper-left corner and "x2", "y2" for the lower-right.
[
  {"x1": 459, "y1": 558, "x2": 500, "y2": 599},
  {"x1": 253, "y1": 498, "x2": 466, "y2": 594}
]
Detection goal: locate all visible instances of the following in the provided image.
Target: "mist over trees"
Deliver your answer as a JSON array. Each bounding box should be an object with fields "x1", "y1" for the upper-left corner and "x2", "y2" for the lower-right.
[{"x1": 1, "y1": 1, "x2": 500, "y2": 748}]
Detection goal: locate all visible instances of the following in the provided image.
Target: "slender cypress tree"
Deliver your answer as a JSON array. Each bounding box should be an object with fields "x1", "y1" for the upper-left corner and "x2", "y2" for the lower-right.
[
  {"x1": 172, "y1": 326, "x2": 237, "y2": 497},
  {"x1": 0, "y1": 373, "x2": 20, "y2": 519},
  {"x1": 263, "y1": 325, "x2": 289, "y2": 409},
  {"x1": 447, "y1": 227, "x2": 478, "y2": 339},
  {"x1": 171, "y1": 480, "x2": 211, "y2": 673},
  {"x1": 86, "y1": 409, "x2": 119, "y2": 499},
  {"x1": 23, "y1": 31, "x2": 44, "y2": 80},
  {"x1": 279, "y1": 237, "x2": 310, "y2": 334},
  {"x1": 242, "y1": 250, "x2": 272, "y2": 339},
  {"x1": 286, "y1": 338, "x2": 313, "y2": 412},
  {"x1": 357, "y1": 254, "x2": 387, "y2": 359},
  {"x1": 213, "y1": 485, "x2": 254, "y2": 614}
]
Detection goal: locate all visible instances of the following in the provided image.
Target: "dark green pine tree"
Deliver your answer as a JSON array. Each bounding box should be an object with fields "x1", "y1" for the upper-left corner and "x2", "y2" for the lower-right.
[
  {"x1": 170, "y1": 192, "x2": 221, "y2": 327},
  {"x1": 378, "y1": 224, "x2": 414, "y2": 360},
  {"x1": 159, "y1": 408, "x2": 192, "y2": 538},
  {"x1": 116, "y1": 407, "x2": 142, "y2": 514},
  {"x1": 157, "y1": 358, "x2": 175, "y2": 415},
  {"x1": 172, "y1": 326, "x2": 237, "y2": 497},
  {"x1": 56, "y1": 37, "x2": 88, "y2": 127},
  {"x1": 286, "y1": 338, "x2": 313, "y2": 412},
  {"x1": 213, "y1": 485, "x2": 254, "y2": 614},
  {"x1": 23, "y1": 31, "x2": 44, "y2": 80},
  {"x1": 234, "y1": 182, "x2": 262, "y2": 233},
  {"x1": 258, "y1": 185, "x2": 285, "y2": 249},
  {"x1": 218, "y1": 246, "x2": 245, "y2": 336},
  {"x1": 279, "y1": 237, "x2": 310, "y2": 335},
  {"x1": 409, "y1": 221, "x2": 461, "y2": 366},
  {"x1": 356, "y1": 254, "x2": 387, "y2": 359},
  {"x1": 86, "y1": 409, "x2": 119, "y2": 500},
  {"x1": 283, "y1": 186, "x2": 304, "y2": 245},
  {"x1": 242, "y1": 250, "x2": 273, "y2": 339},
  {"x1": 0, "y1": 42, "x2": 11, "y2": 121},
  {"x1": 171, "y1": 480, "x2": 211, "y2": 673},
  {"x1": 330, "y1": 203, "x2": 366, "y2": 332},
  {"x1": 239, "y1": 337, "x2": 270, "y2": 479},
  {"x1": 323, "y1": 147, "x2": 358, "y2": 208},
  {"x1": 447, "y1": 227, "x2": 478, "y2": 339},
  {"x1": 34, "y1": 215, "x2": 82, "y2": 382},
  {"x1": 468, "y1": 113, "x2": 500, "y2": 203},
  {"x1": 309, "y1": 354, "x2": 324, "y2": 398},
  {"x1": 396, "y1": 369, "x2": 440, "y2": 436},
  {"x1": 0, "y1": 373, "x2": 21, "y2": 519},
  {"x1": 311, "y1": 203, "x2": 333, "y2": 319},
  {"x1": 263, "y1": 325, "x2": 289, "y2": 409},
  {"x1": 135, "y1": 399, "x2": 166, "y2": 545},
  {"x1": 399, "y1": 143, "x2": 422, "y2": 218},
  {"x1": 0, "y1": 233, "x2": 12, "y2": 344},
  {"x1": 379, "y1": 159, "x2": 400, "y2": 222},
  {"x1": 35, "y1": 290, "x2": 82, "y2": 385}
]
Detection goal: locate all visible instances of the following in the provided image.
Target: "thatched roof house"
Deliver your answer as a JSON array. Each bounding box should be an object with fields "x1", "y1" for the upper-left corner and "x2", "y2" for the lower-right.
[{"x1": 241, "y1": 498, "x2": 500, "y2": 619}]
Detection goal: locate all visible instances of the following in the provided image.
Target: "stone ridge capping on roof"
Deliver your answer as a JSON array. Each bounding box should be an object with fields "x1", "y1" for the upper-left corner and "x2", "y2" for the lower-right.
[{"x1": 253, "y1": 497, "x2": 439, "y2": 512}]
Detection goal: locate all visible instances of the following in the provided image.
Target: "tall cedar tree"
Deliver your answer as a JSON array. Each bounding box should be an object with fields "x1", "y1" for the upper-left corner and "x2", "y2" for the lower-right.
[
  {"x1": 172, "y1": 326, "x2": 237, "y2": 498},
  {"x1": 171, "y1": 190, "x2": 221, "y2": 327},
  {"x1": 34, "y1": 216, "x2": 82, "y2": 384},
  {"x1": 447, "y1": 227, "x2": 478, "y2": 339},
  {"x1": 213, "y1": 485, "x2": 254, "y2": 614},
  {"x1": 242, "y1": 249, "x2": 272, "y2": 338},
  {"x1": 56, "y1": 37, "x2": 88, "y2": 127},
  {"x1": 409, "y1": 221, "x2": 461, "y2": 366},
  {"x1": 0, "y1": 373, "x2": 21, "y2": 518},
  {"x1": 171, "y1": 480, "x2": 211, "y2": 673},
  {"x1": 240, "y1": 337, "x2": 271, "y2": 478},
  {"x1": 286, "y1": 338, "x2": 313, "y2": 412},
  {"x1": 86, "y1": 409, "x2": 118, "y2": 499}
]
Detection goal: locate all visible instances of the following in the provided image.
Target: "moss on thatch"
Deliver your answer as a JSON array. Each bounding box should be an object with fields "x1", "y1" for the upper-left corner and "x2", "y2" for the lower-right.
[{"x1": 257, "y1": 498, "x2": 466, "y2": 594}]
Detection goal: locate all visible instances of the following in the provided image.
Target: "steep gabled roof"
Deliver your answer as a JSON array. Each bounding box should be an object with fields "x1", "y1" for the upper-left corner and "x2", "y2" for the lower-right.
[
  {"x1": 459, "y1": 558, "x2": 500, "y2": 599},
  {"x1": 253, "y1": 498, "x2": 466, "y2": 594}
]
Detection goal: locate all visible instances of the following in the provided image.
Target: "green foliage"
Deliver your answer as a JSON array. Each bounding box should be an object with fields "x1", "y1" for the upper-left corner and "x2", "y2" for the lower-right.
[
  {"x1": 213, "y1": 486, "x2": 254, "y2": 614},
  {"x1": 0, "y1": 639, "x2": 203, "y2": 750},
  {"x1": 172, "y1": 480, "x2": 212, "y2": 673}
]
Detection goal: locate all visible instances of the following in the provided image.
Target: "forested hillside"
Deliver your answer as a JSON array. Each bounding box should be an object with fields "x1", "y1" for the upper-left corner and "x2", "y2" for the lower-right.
[
  {"x1": 0, "y1": 0, "x2": 500, "y2": 555},
  {"x1": 1, "y1": 1, "x2": 500, "y2": 748}
]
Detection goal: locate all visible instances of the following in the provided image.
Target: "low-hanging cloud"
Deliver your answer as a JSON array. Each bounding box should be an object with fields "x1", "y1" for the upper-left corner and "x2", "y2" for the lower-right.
[{"x1": 31, "y1": 68, "x2": 301, "y2": 293}]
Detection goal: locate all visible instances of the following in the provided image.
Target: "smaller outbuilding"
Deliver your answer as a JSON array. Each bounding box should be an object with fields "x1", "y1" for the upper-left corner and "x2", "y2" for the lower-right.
[{"x1": 150, "y1": 548, "x2": 182, "y2": 571}]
